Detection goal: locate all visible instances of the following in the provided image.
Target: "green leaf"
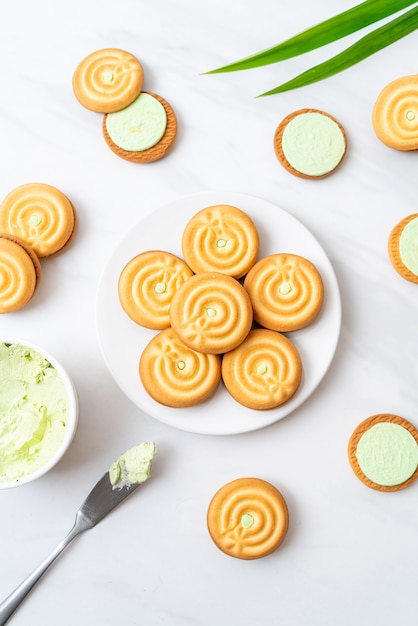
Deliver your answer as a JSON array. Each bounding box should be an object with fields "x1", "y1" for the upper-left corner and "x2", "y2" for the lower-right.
[
  {"x1": 258, "y1": 6, "x2": 418, "y2": 95},
  {"x1": 206, "y1": 0, "x2": 418, "y2": 73}
]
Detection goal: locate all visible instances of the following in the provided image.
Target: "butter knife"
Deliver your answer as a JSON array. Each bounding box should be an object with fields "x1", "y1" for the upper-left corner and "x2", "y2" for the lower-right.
[{"x1": 0, "y1": 442, "x2": 157, "y2": 625}]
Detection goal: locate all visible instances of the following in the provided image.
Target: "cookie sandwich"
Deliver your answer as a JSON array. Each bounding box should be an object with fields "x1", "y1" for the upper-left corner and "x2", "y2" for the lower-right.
[
  {"x1": 181, "y1": 204, "x2": 259, "y2": 278},
  {"x1": 372, "y1": 75, "x2": 418, "y2": 151},
  {"x1": 72, "y1": 48, "x2": 144, "y2": 113},
  {"x1": 170, "y1": 272, "x2": 253, "y2": 354},
  {"x1": 207, "y1": 477, "x2": 289, "y2": 559},
  {"x1": 73, "y1": 48, "x2": 177, "y2": 163},
  {"x1": 221, "y1": 329, "x2": 302, "y2": 410},
  {"x1": 0, "y1": 234, "x2": 41, "y2": 313},
  {"x1": 0, "y1": 183, "x2": 77, "y2": 258},
  {"x1": 244, "y1": 253, "x2": 324, "y2": 332},
  {"x1": 118, "y1": 250, "x2": 193, "y2": 329},
  {"x1": 139, "y1": 328, "x2": 221, "y2": 408}
]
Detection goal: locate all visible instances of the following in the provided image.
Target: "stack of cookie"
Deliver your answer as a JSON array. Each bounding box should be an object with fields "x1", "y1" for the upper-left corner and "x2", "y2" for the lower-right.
[
  {"x1": 118, "y1": 203, "x2": 325, "y2": 410},
  {"x1": 72, "y1": 48, "x2": 177, "y2": 163},
  {"x1": 0, "y1": 183, "x2": 77, "y2": 313}
]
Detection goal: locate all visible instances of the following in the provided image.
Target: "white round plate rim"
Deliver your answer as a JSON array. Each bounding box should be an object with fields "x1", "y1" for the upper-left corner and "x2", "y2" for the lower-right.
[{"x1": 96, "y1": 191, "x2": 341, "y2": 435}]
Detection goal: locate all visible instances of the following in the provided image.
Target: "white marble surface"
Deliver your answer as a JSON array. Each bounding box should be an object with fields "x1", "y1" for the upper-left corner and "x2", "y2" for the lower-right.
[{"x1": 1, "y1": 1, "x2": 417, "y2": 624}]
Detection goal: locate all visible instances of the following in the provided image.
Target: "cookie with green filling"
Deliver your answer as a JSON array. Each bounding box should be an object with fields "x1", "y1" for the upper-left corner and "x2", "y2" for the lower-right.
[
  {"x1": 348, "y1": 414, "x2": 418, "y2": 492},
  {"x1": 274, "y1": 108, "x2": 347, "y2": 179},
  {"x1": 388, "y1": 213, "x2": 418, "y2": 283},
  {"x1": 102, "y1": 91, "x2": 177, "y2": 163}
]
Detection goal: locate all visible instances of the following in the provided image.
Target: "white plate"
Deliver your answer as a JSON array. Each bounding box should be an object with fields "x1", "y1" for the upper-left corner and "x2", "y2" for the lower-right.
[{"x1": 96, "y1": 192, "x2": 341, "y2": 435}]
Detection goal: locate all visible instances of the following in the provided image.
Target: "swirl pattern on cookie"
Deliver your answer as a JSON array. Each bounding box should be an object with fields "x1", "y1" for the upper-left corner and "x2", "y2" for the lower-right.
[
  {"x1": 221, "y1": 329, "x2": 302, "y2": 410},
  {"x1": 118, "y1": 250, "x2": 193, "y2": 330},
  {"x1": 0, "y1": 183, "x2": 76, "y2": 257},
  {"x1": 72, "y1": 48, "x2": 144, "y2": 113},
  {"x1": 372, "y1": 75, "x2": 418, "y2": 151},
  {"x1": 139, "y1": 328, "x2": 221, "y2": 407},
  {"x1": 244, "y1": 253, "x2": 324, "y2": 332},
  {"x1": 207, "y1": 477, "x2": 289, "y2": 559},
  {"x1": 388, "y1": 214, "x2": 418, "y2": 283},
  {"x1": 348, "y1": 414, "x2": 418, "y2": 492},
  {"x1": 181, "y1": 205, "x2": 260, "y2": 278},
  {"x1": 0, "y1": 235, "x2": 41, "y2": 313},
  {"x1": 169, "y1": 272, "x2": 253, "y2": 354}
]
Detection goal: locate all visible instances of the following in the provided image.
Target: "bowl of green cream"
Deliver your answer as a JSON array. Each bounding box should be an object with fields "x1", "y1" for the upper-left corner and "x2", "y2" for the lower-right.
[{"x1": 0, "y1": 339, "x2": 79, "y2": 488}]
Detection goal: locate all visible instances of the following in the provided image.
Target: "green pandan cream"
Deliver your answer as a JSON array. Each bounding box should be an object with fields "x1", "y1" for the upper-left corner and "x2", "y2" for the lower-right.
[
  {"x1": 105, "y1": 93, "x2": 167, "y2": 152},
  {"x1": 109, "y1": 442, "x2": 157, "y2": 489},
  {"x1": 356, "y1": 422, "x2": 418, "y2": 486},
  {"x1": 0, "y1": 343, "x2": 68, "y2": 483},
  {"x1": 399, "y1": 216, "x2": 418, "y2": 276},
  {"x1": 282, "y1": 111, "x2": 346, "y2": 176}
]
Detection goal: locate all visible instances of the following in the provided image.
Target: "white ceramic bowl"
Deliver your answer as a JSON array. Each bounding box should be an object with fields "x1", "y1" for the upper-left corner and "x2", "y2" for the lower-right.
[{"x1": 0, "y1": 338, "x2": 79, "y2": 489}]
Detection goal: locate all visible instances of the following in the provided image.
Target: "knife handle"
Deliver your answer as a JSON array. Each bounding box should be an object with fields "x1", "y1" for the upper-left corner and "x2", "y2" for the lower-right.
[{"x1": 0, "y1": 511, "x2": 90, "y2": 625}]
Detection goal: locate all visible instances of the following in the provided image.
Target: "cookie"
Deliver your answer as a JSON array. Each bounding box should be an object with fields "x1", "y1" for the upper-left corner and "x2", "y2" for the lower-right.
[
  {"x1": 0, "y1": 234, "x2": 41, "y2": 313},
  {"x1": 102, "y1": 91, "x2": 177, "y2": 163},
  {"x1": 221, "y1": 329, "x2": 302, "y2": 410},
  {"x1": 348, "y1": 414, "x2": 418, "y2": 492},
  {"x1": 244, "y1": 253, "x2": 324, "y2": 332},
  {"x1": 139, "y1": 328, "x2": 221, "y2": 408},
  {"x1": 181, "y1": 204, "x2": 259, "y2": 278},
  {"x1": 388, "y1": 214, "x2": 418, "y2": 283},
  {"x1": 169, "y1": 272, "x2": 253, "y2": 354},
  {"x1": 72, "y1": 48, "x2": 144, "y2": 113},
  {"x1": 207, "y1": 477, "x2": 289, "y2": 559},
  {"x1": 274, "y1": 108, "x2": 347, "y2": 178},
  {"x1": 118, "y1": 250, "x2": 194, "y2": 329},
  {"x1": 0, "y1": 183, "x2": 77, "y2": 258},
  {"x1": 372, "y1": 75, "x2": 418, "y2": 151}
]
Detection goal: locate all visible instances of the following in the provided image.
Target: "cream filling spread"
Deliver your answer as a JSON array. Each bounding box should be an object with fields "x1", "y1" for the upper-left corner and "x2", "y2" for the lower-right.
[
  {"x1": 282, "y1": 112, "x2": 346, "y2": 176},
  {"x1": 0, "y1": 343, "x2": 68, "y2": 483},
  {"x1": 356, "y1": 423, "x2": 418, "y2": 486},
  {"x1": 105, "y1": 93, "x2": 167, "y2": 152},
  {"x1": 399, "y1": 216, "x2": 418, "y2": 275},
  {"x1": 109, "y1": 442, "x2": 157, "y2": 489}
]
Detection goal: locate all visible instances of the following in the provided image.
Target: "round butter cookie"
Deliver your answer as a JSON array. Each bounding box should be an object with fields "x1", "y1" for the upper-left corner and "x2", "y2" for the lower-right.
[
  {"x1": 169, "y1": 272, "x2": 253, "y2": 354},
  {"x1": 181, "y1": 204, "x2": 259, "y2": 278},
  {"x1": 221, "y1": 329, "x2": 302, "y2": 410},
  {"x1": 244, "y1": 253, "x2": 324, "y2": 332},
  {"x1": 0, "y1": 234, "x2": 41, "y2": 313},
  {"x1": 139, "y1": 328, "x2": 221, "y2": 408},
  {"x1": 207, "y1": 477, "x2": 289, "y2": 560},
  {"x1": 72, "y1": 48, "x2": 144, "y2": 113},
  {"x1": 274, "y1": 108, "x2": 347, "y2": 179},
  {"x1": 372, "y1": 75, "x2": 418, "y2": 151},
  {"x1": 102, "y1": 91, "x2": 177, "y2": 163},
  {"x1": 388, "y1": 214, "x2": 418, "y2": 284},
  {"x1": 118, "y1": 250, "x2": 193, "y2": 330},
  {"x1": 0, "y1": 183, "x2": 77, "y2": 258},
  {"x1": 348, "y1": 414, "x2": 418, "y2": 492}
]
